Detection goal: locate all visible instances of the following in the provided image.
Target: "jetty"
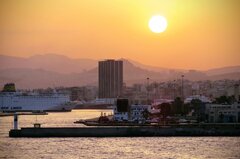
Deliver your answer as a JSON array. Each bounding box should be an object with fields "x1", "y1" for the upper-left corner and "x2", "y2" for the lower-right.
[
  {"x1": 9, "y1": 124, "x2": 240, "y2": 137},
  {"x1": 0, "y1": 112, "x2": 48, "y2": 117},
  {"x1": 8, "y1": 113, "x2": 240, "y2": 137}
]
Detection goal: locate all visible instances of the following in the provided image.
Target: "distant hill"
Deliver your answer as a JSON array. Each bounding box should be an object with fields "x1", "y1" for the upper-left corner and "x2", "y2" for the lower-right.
[
  {"x1": 0, "y1": 54, "x2": 239, "y2": 89},
  {"x1": 0, "y1": 54, "x2": 97, "y2": 74},
  {"x1": 0, "y1": 68, "x2": 98, "y2": 89},
  {"x1": 205, "y1": 65, "x2": 240, "y2": 76},
  {"x1": 126, "y1": 58, "x2": 186, "y2": 73},
  {"x1": 208, "y1": 72, "x2": 240, "y2": 81}
]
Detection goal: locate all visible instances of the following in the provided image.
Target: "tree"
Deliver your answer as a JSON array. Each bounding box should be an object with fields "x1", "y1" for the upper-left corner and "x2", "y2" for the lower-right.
[
  {"x1": 191, "y1": 99, "x2": 203, "y2": 121},
  {"x1": 172, "y1": 97, "x2": 183, "y2": 115},
  {"x1": 214, "y1": 95, "x2": 235, "y2": 104},
  {"x1": 182, "y1": 103, "x2": 190, "y2": 115},
  {"x1": 159, "y1": 103, "x2": 171, "y2": 125},
  {"x1": 142, "y1": 109, "x2": 150, "y2": 121}
]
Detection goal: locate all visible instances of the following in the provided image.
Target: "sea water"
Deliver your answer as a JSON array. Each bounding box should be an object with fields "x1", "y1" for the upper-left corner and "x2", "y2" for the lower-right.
[{"x1": 0, "y1": 110, "x2": 239, "y2": 159}]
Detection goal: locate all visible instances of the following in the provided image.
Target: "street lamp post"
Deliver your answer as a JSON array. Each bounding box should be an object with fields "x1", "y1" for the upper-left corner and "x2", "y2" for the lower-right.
[
  {"x1": 181, "y1": 75, "x2": 184, "y2": 100},
  {"x1": 147, "y1": 77, "x2": 150, "y2": 104},
  {"x1": 173, "y1": 80, "x2": 176, "y2": 100}
]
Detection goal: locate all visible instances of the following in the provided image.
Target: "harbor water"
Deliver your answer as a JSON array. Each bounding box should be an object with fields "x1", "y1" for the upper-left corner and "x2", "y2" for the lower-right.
[{"x1": 0, "y1": 110, "x2": 240, "y2": 159}]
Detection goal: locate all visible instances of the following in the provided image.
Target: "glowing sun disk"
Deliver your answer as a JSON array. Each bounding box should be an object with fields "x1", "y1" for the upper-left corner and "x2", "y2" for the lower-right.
[{"x1": 149, "y1": 16, "x2": 167, "y2": 33}]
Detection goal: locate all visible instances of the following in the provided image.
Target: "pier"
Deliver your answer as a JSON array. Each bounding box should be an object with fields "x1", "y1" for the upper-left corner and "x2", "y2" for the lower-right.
[
  {"x1": 0, "y1": 112, "x2": 48, "y2": 117},
  {"x1": 9, "y1": 124, "x2": 240, "y2": 137}
]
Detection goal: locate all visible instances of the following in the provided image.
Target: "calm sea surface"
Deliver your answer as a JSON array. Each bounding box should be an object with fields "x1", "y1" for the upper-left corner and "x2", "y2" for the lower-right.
[{"x1": 0, "y1": 110, "x2": 239, "y2": 159}]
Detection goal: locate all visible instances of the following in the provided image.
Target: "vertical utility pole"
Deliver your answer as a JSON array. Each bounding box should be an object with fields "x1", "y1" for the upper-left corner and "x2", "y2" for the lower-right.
[
  {"x1": 181, "y1": 75, "x2": 184, "y2": 100},
  {"x1": 234, "y1": 84, "x2": 239, "y2": 102},
  {"x1": 173, "y1": 80, "x2": 176, "y2": 100},
  {"x1": 147, "y1": 77, "x2": 150, "y2": 104}
]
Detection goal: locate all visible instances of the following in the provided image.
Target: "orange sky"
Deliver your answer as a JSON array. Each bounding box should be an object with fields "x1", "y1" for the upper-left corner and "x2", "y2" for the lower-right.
[{"x1": 0, "y1": 0, "x2": 240, "y2": 70}]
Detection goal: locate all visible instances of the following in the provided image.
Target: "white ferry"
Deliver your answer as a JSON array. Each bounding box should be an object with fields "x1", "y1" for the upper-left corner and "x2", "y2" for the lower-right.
[{"x1": 0, "y1": 83, "x2": 76, "y2": 112}]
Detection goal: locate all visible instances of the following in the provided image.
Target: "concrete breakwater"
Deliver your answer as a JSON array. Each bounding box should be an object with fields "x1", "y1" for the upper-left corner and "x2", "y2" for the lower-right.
[
  {"x1": 0, "y1": 112, "x2": 48, "y2": 117},
  {"x1": 9, "y1": 126, "x2": 240, "y2": 137}
]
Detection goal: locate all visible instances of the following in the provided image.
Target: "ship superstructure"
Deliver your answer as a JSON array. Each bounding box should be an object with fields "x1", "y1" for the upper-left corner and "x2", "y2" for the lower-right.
[{"x1": 0, "y1": 83, "x2": 76, "y2": 112}]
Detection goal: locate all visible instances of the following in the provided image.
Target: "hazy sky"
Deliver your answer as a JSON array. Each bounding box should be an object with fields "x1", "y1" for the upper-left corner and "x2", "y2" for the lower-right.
[{"x1": 0, "y1": 0, "x2": 240, "y2": 70}]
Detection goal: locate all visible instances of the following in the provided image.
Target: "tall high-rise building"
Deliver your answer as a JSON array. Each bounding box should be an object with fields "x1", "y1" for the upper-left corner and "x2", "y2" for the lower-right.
[{"x1": 98, "y1": 59, "x2": 123, "y2": 98}]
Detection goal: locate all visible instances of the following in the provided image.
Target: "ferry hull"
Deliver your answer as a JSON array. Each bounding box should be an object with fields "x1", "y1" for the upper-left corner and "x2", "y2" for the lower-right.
[{"x1": 0, "y1": 93, "x2": 76, "y2": 112}]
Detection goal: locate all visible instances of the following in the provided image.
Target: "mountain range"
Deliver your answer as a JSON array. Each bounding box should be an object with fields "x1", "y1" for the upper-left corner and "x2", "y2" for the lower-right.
[{"x1": 0, "y1": 54, "x2": 239, "y2": 89}]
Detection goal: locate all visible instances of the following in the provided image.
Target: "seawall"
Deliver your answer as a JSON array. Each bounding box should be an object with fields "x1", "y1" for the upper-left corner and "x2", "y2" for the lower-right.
[{"x1": 9, "y1": 126, "x2": 240, "y2": 137}]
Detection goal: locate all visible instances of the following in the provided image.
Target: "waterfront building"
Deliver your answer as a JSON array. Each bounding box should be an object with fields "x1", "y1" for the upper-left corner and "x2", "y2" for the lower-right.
[
  {"x1": 98, "y1": 59, "x2": 123, "y2": 98},
  {"x1": 113, "y1": 98, "x2": 129, "y2": 121},
  {"x1": 205, "y1": 83, "x2": 240, "y2": 123},
  {"x1": 113, "y1": 98, "x2": 151, "y2": 122},
  {"x1": 205, "y1": 103, "x2": 240, "y2": 123},
  {"x1": 130, "y1": 104, "x2": 151, "y2": 122}
]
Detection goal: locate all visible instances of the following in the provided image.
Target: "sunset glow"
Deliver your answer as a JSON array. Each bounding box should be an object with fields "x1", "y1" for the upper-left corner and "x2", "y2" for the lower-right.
[
  {"x1": 0, "y1": 1, "x2": 240, "y2": 157},
  {"x1": 0, "y1": 0, "x2": 240, "y2": 70}
]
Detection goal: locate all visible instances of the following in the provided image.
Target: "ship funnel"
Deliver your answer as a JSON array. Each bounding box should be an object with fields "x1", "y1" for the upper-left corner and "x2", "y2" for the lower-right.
[
  {"x1": 2, "y1": 83, "x2": 16, "y2": 92},
  {"x1": 234, "y1": 84, "x2": 239, "y2": 102}
]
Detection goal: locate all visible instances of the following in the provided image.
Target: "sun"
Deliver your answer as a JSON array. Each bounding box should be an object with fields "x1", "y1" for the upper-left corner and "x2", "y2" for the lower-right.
[{"x1": 149, "y1": 15, "x2": 167, "y2": 33}]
